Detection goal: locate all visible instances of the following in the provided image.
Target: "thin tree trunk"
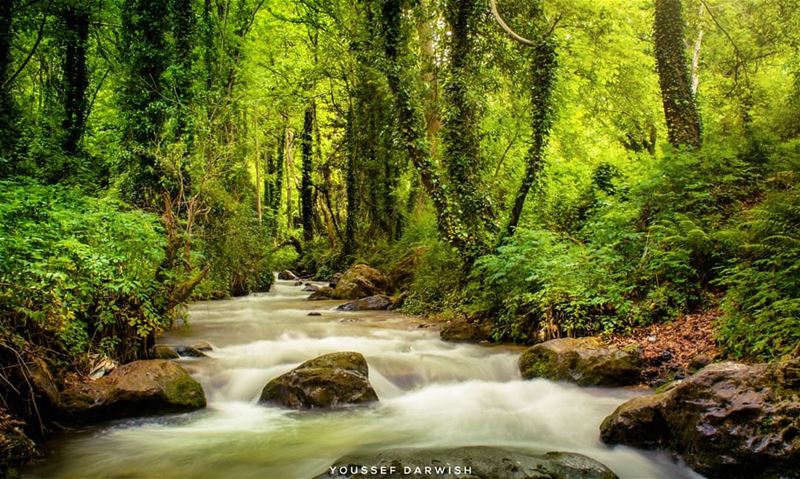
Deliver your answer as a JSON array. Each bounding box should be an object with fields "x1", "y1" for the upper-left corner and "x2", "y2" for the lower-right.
[
  {"x1": 62, "y1": 3, "x2": 90, "y2": 155},
  {"x1": 285, "y1": 128, "x2": 294, "y2": 230},
  {"x1": 301, "y1": 104, "x2": 314, "y2": 241},
  {"x1": 254, "y1": 118, "x2": 262, "y2": 224},
  {"x1": 654, "y1": 0, "x2": 702, "y2": 150},
  {"x1": 0, "y1": 0, "x2": 15, "y2": 160}
]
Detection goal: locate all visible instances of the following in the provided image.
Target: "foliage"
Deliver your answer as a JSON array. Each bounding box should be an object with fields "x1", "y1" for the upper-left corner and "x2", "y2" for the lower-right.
[
  {"x1": 718, "y1": 180, "x2": 800, "y2": 360},
  {"x1": 0, "y1": 180, "x2": 168, "y2": 363}
]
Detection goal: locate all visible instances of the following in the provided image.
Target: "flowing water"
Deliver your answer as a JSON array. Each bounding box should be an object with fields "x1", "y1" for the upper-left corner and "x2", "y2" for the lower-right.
[{"x1": 26, "y1": 279, "x2": 702, "y2": 479}]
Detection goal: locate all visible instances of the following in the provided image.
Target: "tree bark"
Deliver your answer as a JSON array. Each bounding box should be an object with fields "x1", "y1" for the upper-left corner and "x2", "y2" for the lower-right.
[
  {"x1": 654, "y1": 0, "x2": 702, "y2": 150},
  {"x1": 61, "y1": 3, "x2": 90, "y2": 155},
  {"x1": 301, "y1": 104, "x2": 314, "y2": 241},
  {"x1": 0, "y1": 0, "x2": 16, "y2": 161},
  {"x1": 502, "y1": 40, "x2": 556, "y2": 242}
]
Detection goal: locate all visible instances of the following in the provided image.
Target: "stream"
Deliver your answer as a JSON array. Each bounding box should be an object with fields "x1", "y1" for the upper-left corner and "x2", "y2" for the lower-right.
[{"x1": 25, "y1": 278, "x2": 702, "y2": 479}]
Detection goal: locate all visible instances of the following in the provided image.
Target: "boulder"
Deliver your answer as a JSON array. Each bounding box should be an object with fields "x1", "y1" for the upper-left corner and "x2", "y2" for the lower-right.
[
  {"x1": 308, "y1": 312, "x2": 323, "y2": 317},
  {"x1": 600, "y1": 360, "x2": 800, "y2": 479},
  {"x1": 336, "y1": 295, "x2": 393, "y2": 312},
  {"x1": 329, "y1": 272, "x2": 343, "y2": 289},
  {"x1": 519, "y1": 337, "x2": 643, "y2": 387},
  {"x1": 303, "y1": 283, "x2": 321, "y2": 292},
  {"x1": 59, "y1": 360, "x2": 206, "y2": 422},
  {"x1": 331, "y1": 264, "x2": 390, "y2": 300},
  {"x1": 152, "y1": 344, "x2": 207, "y2": 359},
  {"x1": 259, "y1": 352, "x2": 378, "y2": 409},
  {"x1": 278, "y1": 270, "x2": 300, "y2": 281},
  {"x1": 0, "y1": 408, "x2": 37, "y2": 478},
  {"x1": 309, "y1": 286, "x2": 334, "y2": 301},
  {"x1": 152, "y1": 345, "x2": 180, "y2": 360},
  {"x1": 315, "y1": 446, "x2": 617, "y2": 479},
  {"x1": 191, "y1": 340, "x2": 214, "y2": 352},
  {"x1": 440, "y1": 317, "x2": 493, "y2": 343}
]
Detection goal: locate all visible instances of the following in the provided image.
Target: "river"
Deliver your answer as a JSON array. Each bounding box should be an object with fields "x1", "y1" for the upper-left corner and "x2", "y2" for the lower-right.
[{"x1": 25, "y1": 278, "x2": 702, "y2": 479}]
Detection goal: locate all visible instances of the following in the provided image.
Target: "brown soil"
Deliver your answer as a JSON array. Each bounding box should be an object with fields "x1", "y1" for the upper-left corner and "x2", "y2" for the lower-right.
[{"x1": 609, "y1": 310, "x2": 723, "y2": 385}]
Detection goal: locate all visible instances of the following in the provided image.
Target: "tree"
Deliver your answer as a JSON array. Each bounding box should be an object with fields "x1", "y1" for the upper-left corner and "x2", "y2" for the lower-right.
[
  {"x1": 0, "y1": 0, "x2": 16, "y2": 165},
  {"x1": 60, "y1": 2, "x2": 90, "y2": 155},
  {"x1": 654, "y1": 0, "x2": 702, "y2": 150},
  {"x1": 301, "y1": 104, "x2": 314, "y2": 241}
]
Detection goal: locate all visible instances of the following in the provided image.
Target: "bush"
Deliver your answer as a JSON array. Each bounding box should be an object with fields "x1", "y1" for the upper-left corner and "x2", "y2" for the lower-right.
[
  {"x1": 718, "y1": 182, "x2": 800, "y2": 360},
  {"x1": 0, "y1": 180, "x2": 168, "y2": 363}
]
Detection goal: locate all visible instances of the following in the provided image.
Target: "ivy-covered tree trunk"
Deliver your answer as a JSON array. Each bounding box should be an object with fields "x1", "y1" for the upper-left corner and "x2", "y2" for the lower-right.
[
  {"x1": 119, "y1": 0, "x2": 170, "y2": 207},
  {"x1": 0, "y1": 0, "x2": 16, "y2": 163},
  {"x1": 503, "y1": 40, "x2": 556, "y2": 240},
  {"x1": 301, "y1": 104, "x2": 314, "y2": 242},
  {"x1": 169, "y1": 0, "x2": 195, "y2": 138},
  {"x1": 344, "y1": 105, "x2": 358, "y2": 258},
  {"x1": 442, "y1": 0, "x2": 495, "y2": 255},
  {"x1": 378, "y1": 0, "x2": 468, "y2": 254},
  {"x1": 654, "y1": 0, "x2": 702, "y2": 150},
  {"x1": 61, "y1": 3, "x2": 90, "y2": 155}
]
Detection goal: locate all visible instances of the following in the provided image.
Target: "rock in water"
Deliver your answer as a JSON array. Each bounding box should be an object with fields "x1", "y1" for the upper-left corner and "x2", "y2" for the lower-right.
[
  {"x1": 278, "y1": 270, "x2": 299, "y2": 280},
  {"x1": 259, "y1": 352, "x2": 378, "y2": 409},
  {"x1": 328, "y1": 272, "x2": 343, "y2": 289},
  {"x1": 519, "y1": 337, "x2": 643, "y2": 387},
  {"x1": 315, "y1": 447, "x2": 618, "y2": 479},
  {"x1": 152, "y1": 345, "x2": 180, "y2": 360},
  {"x1": 59, "y1": 360, "x2": 206, "y2": 422},
  {"x1": 331, "y1": 264, "x2": 390, "y2": 300},
  {"x1": 309, "y1": 286, "x2": 334, "y2": 301},
  {"x1": 440, "y1": 317, "x2": 493, "y2": 343},
  {"x1": 600, "y1": 360, "x2": 800, "y2": 479},
  {"x1": 303, "y1": 283, "x2": 321, "y2": 292},
  {"x1": 336, "y1": 295, "x2": 392, "y2": 312}
]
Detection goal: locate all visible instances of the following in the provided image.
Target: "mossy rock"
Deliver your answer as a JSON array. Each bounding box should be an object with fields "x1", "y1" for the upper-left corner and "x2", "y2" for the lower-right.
[
  {"x1": 59, "y1": 360, "x2": 206, "y2": 422},
  {"x1": 519, "y1": 337, "x2": 643, "y2": 387},
  {"x1": 330, "y1": 264, "x2": 390, "y2": 300},
  {"x1": 260, "y1": 352, "x2": 378, "y2": 409}
]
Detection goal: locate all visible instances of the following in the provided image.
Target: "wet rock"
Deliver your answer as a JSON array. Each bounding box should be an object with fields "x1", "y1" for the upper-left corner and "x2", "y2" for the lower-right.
[
  {"x1": 600, "y1": 360, "x2": 800, "y2": 479},
  {"x1": 259, "y1": 352, "x2": 378, "y2": 409},
  {"x1": 440, "y1": 317, "x2": 493, "y2": 343},
  {"x1": 308, "y1": 312, "x2": 322, "y2": 317},
  {"x1": 309, "y1": 286, "x2": 334, "y2": 301},
  {"x1": 59, "y1": 360, "x2": 206, "y2": 422},
  {"x1": 331, "y1": 264, "x2": 390, "y2": 300},
  {"x1": 153, "y1": 345, "x2": 207, "y2": 359},
  {"x1": 174, "y1": 345, "x2": 207, "y2": 358},
  {"x1": 0, "y1": 408, "x2": 37, "y2": 478},
  {"x1": 519, "y1": 337, "x2": 643, "y2": 387},
  {"x1": 303, "y1": 283, "x2": 321, "y2": 292},
  {"x1": 278, "y1": 270, "x2": 300, "y2": 281},
  {"x1": 336, "y1": 295, "x2": 393, "y2": 312},
  {"x1": 152, "y1": 345, "x2": 180, "y2": 360},
  {"x1": 314, "y1": 446, "x2": 618, "y2": 479},
  {"x1": 191, "y1": 341, "x2": 214, "y2": 352},
  {"x1": 329, "y1": 272, "x2": 343, "y2": 289}
]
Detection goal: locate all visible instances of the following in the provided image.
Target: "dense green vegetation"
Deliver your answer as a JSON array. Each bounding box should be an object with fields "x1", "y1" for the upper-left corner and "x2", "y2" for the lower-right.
[{"x1": 1, "y1": 0, "x2": 798, "y2": 446}]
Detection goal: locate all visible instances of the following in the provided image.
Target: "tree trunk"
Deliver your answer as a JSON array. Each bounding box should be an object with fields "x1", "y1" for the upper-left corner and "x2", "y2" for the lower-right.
[
  {"x1": 379, "y1": 0, "x2": 468, "y2": 254},
  {"x1": 301, "y1": 104, "x2": 314, "y2": 241},
  {"x1": 654, "y1": 0, "x2": 702, "y2": 150},
  {"x1": 344, "y1": 105, "x2": 358, "y2": 258},
  {"x1": 61, "y1": 3, "x2": 90, "y2": 155},
  {"x1": 0, "y1": 0, "x2": 16, "y2": 161},
  {"x1": 285, "y1": 128, "x2": 294, "y2": 230},
  {"x1": 502, "y1": 39, "x2": 557, "y2": 242}
]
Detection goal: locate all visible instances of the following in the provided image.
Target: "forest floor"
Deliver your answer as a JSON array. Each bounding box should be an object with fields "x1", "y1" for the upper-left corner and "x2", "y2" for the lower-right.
[{"x1": 609, "y1": 310, "x2": 722, "y2": 385}]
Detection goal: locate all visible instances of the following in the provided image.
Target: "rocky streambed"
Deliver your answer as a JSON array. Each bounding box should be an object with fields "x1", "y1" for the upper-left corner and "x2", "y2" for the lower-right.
[{"x1": 21, "y1": 274, "x2": 795, "y2": 479}]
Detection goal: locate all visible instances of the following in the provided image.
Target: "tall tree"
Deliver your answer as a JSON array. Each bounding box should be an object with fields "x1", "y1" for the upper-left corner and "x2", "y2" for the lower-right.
[
  {"x1": 301, "y1": 104, "x2": 314, "y2": 241},
  {"x1": 119, "y1": 0, "x2": 170, "y2": 207},
  {"x1": 489, "y1": 0, "x2": 557, "y2": 242},
  {"x1": 0, "y1": 0, "x2": 16, "y2": 164},
  {"x1": 61, "y1": 2, "x2": 90, "y2": 155},
  {"x1": 442, "y1": 0, "x2": 495, "y2": 255},
  {"x1": 654, "y1": 0, "x2": 702, "y2": 149}
]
